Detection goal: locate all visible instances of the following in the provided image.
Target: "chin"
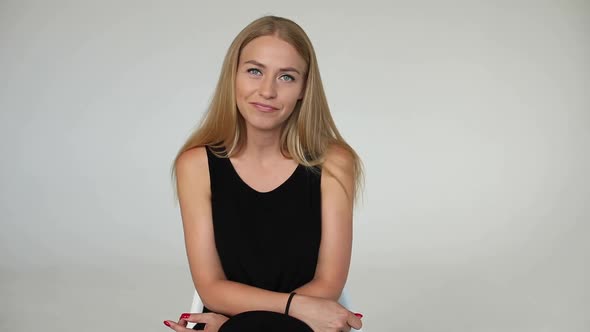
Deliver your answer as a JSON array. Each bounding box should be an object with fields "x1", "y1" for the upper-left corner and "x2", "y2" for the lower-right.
[
  {"x1": 240, "y1": 109, "x2": 290, "y2": 132},
  {"x1": 247, "y1": 120, "x2": 285, "y2": 132}
]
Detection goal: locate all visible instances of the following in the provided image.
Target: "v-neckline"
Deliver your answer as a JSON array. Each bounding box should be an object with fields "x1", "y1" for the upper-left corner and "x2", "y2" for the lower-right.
[{"x1": 227, "y1": 158, "x2": 301, "y2": 195}]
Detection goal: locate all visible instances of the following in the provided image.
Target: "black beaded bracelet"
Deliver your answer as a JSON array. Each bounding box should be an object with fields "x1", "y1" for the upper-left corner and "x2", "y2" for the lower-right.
[{"x1": 285, "y1": 292, "x2": 297, "y2": 316}]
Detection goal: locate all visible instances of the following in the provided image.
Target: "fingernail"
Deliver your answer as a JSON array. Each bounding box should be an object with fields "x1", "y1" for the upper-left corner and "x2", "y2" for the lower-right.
[
  {"x1": 163, "y1": 320, "x2": 171, "y2": 327},
  {"x1": 354, "y1": 313, "x2": 364, "y2": 318},
  {"x1": 180, "y1": 313, "x2": 190, "y2": 319}
]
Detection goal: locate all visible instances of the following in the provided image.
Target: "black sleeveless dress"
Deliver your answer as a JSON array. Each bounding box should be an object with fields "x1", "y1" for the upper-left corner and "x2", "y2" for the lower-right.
[{"x1": 193, "y1": 146, "x2": 321, "y2": 331}]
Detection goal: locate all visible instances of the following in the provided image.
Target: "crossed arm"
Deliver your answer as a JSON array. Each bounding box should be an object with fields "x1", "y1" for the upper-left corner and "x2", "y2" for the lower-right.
[{"x1": 174, "y1": 145, "x2": 359, "y2": 329}]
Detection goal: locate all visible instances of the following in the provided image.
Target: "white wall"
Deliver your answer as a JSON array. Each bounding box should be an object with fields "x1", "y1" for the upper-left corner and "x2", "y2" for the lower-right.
[{"x1": 1, "y1": 1, "x2": 588, "y2": 331}]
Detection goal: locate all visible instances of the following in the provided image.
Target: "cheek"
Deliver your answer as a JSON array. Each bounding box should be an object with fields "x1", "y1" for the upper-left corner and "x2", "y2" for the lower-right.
[
  {"x1": 236, "y1": 76, "x2": 256, "y2": 97},
  {"x1": 281, "y1": 86, "x2": 303, "y2": 104}
]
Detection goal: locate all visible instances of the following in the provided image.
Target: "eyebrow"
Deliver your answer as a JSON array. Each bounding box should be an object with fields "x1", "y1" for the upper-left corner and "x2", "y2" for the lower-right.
[{"x1": 243, "y1": 60, "x2": 302, "y2": 75}]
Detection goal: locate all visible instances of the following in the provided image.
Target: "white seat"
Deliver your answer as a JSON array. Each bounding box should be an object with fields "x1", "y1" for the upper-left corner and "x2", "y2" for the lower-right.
[{"x1": 187, "y1": 287, "x2": 363, "y2": 331}]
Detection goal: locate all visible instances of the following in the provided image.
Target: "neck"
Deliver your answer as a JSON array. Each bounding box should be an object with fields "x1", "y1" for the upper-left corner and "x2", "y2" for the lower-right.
[{"x1": 239, "y1": 126, "x2": 285, "y2": 164}]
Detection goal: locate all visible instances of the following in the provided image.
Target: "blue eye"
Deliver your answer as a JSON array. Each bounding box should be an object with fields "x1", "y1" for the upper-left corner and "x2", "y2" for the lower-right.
[
  {"x1": 247, "y1": 68, "x2": 262, "y2": 75},
  {"x1": 247, "y1": 68, "x2": 295, "y2": 82},
  {"x1": 280, "y1": 75, "x2": 295, "y2": 82}
]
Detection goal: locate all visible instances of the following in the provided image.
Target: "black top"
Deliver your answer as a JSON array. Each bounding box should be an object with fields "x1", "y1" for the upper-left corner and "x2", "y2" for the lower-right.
[{"x1": 193, "y1": 146, "x2": 322, "y2": 330}]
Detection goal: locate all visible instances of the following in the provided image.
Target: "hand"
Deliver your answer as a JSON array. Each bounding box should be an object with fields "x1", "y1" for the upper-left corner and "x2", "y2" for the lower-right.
[
  {"x1": 289, "y1": 294, "x2": 363, "y2": 332},
  {"x1": 164, "y1": 312, "x2": 229, "y2": 332}
]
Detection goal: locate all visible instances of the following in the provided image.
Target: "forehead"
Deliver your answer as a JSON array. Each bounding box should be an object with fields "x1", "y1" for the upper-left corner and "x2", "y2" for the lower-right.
[{"x1": 239, "y1": 35, "x2": 306, "y2": 70}]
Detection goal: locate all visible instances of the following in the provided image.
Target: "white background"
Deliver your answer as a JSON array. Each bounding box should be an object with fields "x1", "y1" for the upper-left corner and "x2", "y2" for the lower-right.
[{"x1": 1, "y1": 1, "x2": 589, "y2": 331}]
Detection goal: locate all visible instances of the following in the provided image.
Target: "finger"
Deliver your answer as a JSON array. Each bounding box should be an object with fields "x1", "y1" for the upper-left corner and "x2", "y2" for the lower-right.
[
  {"x1": 177, "y1": 313, "x2": 192, "y2": 327},
  {"x1": 163, "y1": 320, "x2": 193, "y2": 331},
  {"x1": 179, "y1": 313, "x2": 213, "y2": 324},
  {"x1": 176, "y1": 318, "x2": 189, "y2": 328},
  {"x1": 346, "y1": 312, "x2": 363, "y2": 330},
  {"x1": 177, "y1": 313, "x2": 189, "y2": 327}
]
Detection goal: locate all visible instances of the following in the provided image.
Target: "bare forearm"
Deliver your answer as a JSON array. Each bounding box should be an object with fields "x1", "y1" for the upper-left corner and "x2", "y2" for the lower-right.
[
  {"x1": 199, "y1": 277, "x2": 341, "y2": 317},
  {"x1": 199, "y1": 279, "x2": 354, "y2": 330},
  {"x1": 293, "y1": 278, "x2": 342, "y2": 301},
  {"x1": 201, "y1": 280, "x2": 290, "y2": 316}
]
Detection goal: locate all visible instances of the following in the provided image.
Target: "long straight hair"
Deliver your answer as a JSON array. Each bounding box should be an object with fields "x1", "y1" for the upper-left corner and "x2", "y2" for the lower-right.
[{"x1": 171, "y1": 15, "x2": 363, "y2": 203}]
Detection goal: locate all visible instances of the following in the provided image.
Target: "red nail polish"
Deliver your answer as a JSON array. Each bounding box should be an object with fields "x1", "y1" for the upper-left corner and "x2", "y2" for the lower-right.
[
  {"x1": 163, "y1": 320, "x2": 171, "y2": 327},
  {"x1": 354, "y1": 313, "x2": 363, "y2": 318},
  {"x1": 180, "y1": 313, "x2": 190, "y2": 319}
]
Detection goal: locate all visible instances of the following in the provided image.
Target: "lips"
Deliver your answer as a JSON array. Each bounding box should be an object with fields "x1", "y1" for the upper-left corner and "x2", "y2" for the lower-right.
[{"x1": 250, "y1": 102, "x2": 279, "y2": 111}]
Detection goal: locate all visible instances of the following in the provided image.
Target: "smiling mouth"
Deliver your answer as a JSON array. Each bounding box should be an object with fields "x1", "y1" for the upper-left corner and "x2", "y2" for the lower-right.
[{"x1": 250, "y1": 102, "x2": 279, "y2": 112}]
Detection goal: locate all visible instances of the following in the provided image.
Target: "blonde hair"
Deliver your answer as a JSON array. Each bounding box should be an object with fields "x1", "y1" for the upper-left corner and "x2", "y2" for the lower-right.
[{"x1": 171, "y1": 15, "x2": 364, "y2": 203}]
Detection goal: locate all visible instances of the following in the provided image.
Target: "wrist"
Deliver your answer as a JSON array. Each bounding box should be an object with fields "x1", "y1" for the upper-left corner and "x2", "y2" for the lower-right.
[
  {"x1": 285, "y1": 292, "x2": 297, "y2": 315},
  {"x1": 285, "y1": 293, "x2": 307, "y2": 320}
]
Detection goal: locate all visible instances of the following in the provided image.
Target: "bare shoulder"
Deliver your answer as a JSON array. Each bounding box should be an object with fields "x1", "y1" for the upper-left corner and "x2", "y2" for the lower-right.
[
  {"x1": 175, "y1": 146, "x2": 210, "y2": 195},
  {"x1": 323, "y1": 143, "x2": 355, "y2": 175},
  {"x1": 322, "y1": 143, "x2": 355, "y2": 202},
  {"x1": 176, "y1": 146, "x2": 208, "y2": 171}
]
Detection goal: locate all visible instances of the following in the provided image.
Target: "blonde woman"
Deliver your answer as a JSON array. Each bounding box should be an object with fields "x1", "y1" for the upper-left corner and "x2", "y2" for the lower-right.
[{"x1": 165, "y1": 16, "x2": 364, "y2": 332}]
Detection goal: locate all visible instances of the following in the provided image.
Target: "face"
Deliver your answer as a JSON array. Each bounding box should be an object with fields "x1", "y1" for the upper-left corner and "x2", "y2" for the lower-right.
[{"x1": 235, "y1": 35, "x2": 307, "y2": 133}]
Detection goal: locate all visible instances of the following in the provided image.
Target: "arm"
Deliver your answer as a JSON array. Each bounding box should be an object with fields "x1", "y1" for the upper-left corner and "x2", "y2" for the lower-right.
[
  {"x1": 293, "y1": 144, "x2": 356, "y2": 301},
  {"x1": 176, "y1": 147, "x2": 291, "y2": 316},
  {"x1": 176, "y1": 145, "x2": 360, "y2": 330}
]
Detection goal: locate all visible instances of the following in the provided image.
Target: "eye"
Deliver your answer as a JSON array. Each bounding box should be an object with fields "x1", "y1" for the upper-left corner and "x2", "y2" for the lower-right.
[
  {"x1": 280, "y1": 74, "x2": 295, "y2": 82},
  {"x1": 247, "y1": 68, "x2": 262, "y2": 76}
]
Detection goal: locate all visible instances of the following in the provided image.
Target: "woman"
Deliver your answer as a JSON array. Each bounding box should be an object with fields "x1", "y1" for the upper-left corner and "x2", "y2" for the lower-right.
[{"x1": 165, "y1": 15, "x2": 364, "y2": 332}]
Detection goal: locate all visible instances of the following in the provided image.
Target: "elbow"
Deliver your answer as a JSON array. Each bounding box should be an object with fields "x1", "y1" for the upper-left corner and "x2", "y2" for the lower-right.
[
  {"x1": 321, "y1": 283, "x2": 342, "y2": 301},
  {"x1": 328, "y1": 289, "x2": 343, "y2": 302},
  {"x1": 196, "y1": 280, "x2": 221, "y2": 313},
  {"x1": 315, "y1": 278, "x2": 346, "y2": 301}
]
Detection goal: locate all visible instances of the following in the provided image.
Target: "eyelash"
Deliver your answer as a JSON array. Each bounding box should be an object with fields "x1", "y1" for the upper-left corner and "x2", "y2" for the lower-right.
[{"x1": 246, "y1": 68, "x2": 295, "y2": 82}]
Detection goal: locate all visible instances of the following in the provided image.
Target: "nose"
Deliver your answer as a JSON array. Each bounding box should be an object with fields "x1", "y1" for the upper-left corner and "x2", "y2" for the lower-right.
[{"x1": 258, "y1": 76, "x2": 277, "y2": 99}]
